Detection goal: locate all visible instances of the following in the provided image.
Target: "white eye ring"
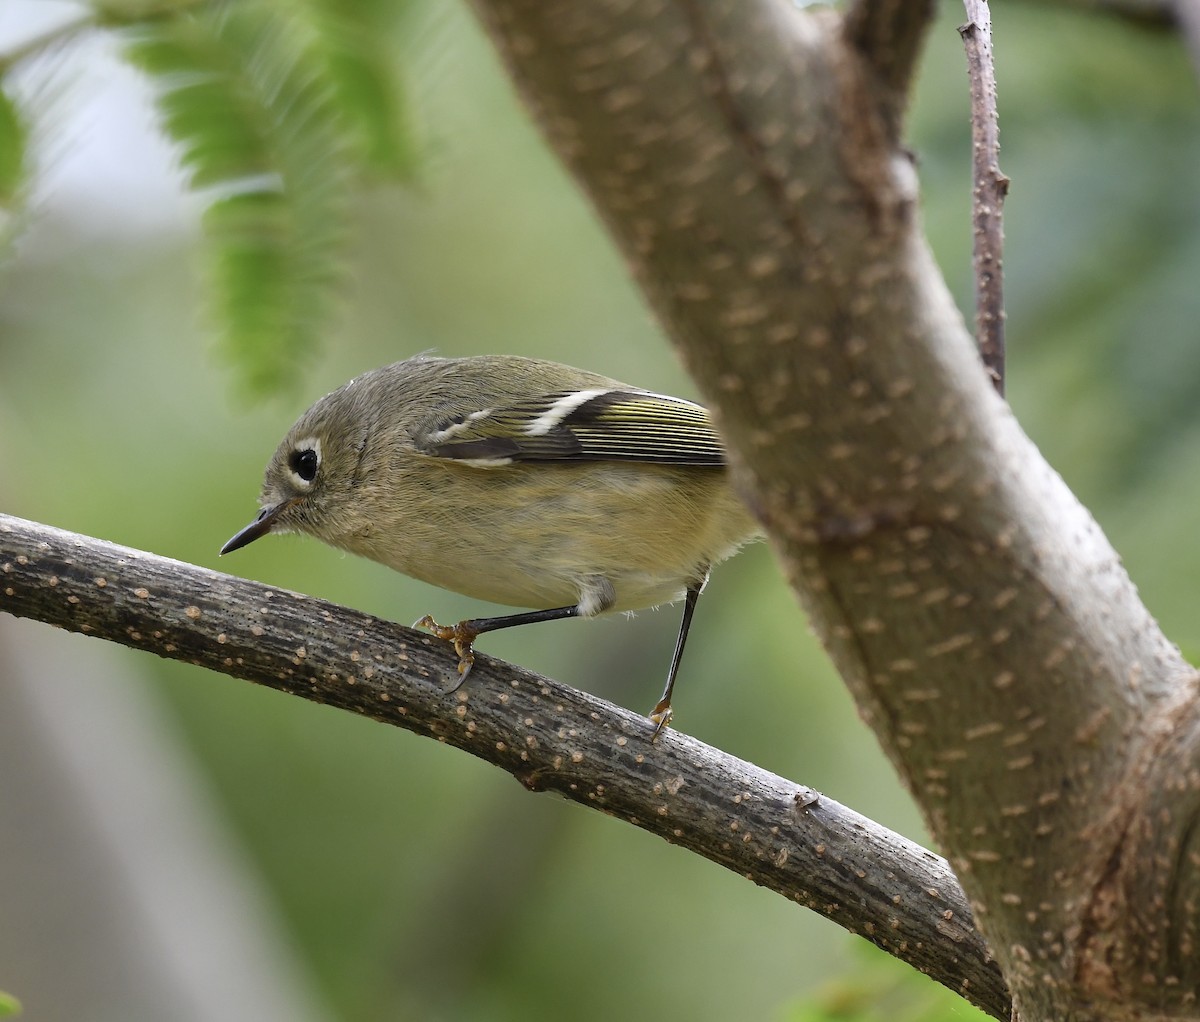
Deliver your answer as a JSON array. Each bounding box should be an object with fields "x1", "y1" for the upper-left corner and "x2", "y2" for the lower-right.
[{"x1": 288, "y1": 436, "x2": 321, "y2": 488}]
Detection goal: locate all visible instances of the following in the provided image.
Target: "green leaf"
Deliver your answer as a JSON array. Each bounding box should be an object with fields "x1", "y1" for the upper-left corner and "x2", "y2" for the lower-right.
[
  {"x1": 780, "y1": 941, "x2": 994, "y2": 1022},
  {"x1": 0, "y1": 88, "x2": 27, "y2": 206},
  {"x1": 125, "y1": 0, "x2": 353, "y2": 395},
  {"x1": 0, "y1": 989, "x2": 22, "y2": 1018},
  {"x1": 306, "y1": 0, "x2": 423, "y2": 181}
]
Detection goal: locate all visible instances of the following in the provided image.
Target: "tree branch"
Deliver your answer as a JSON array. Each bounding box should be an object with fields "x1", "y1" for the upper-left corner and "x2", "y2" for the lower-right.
[
  {"x1": 960, "y1": 0, "x2": 1008, "y2": 395},
  {"x1": 462, "y1": 1, "x2": 1198, "y2": 1017},
  {"x1": 842, "y1": 0, "x2": 937, "y2": 139},
  {"x1": 0, "y1": 512, "x2": 1012, "y2": 1018}
]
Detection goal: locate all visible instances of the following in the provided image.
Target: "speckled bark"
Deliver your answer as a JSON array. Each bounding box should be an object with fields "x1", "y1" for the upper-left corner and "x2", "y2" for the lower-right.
[
  {"x1": 463, "y1": 1, "x2": 1200, "y2": 1018},
  {"x1": 0, "y1": 513, "x2": 1010, "y2": 1016}
]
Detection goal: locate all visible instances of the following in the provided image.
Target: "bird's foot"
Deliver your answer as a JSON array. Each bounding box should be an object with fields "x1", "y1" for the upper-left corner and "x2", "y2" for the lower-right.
[
  {"x1": 414, "y1": 614, "x2": 479, "y2": 690},
  {"x1": 649, "y1": 699, "x2": 674, "y2": 742}
]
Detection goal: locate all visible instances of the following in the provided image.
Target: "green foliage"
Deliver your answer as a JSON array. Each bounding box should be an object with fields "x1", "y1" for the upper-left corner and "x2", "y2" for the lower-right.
[
  {"x1": 307, "y1": 0, "x2": 423, "y2": 181},
  {"x1": 0, "y1": 990, "x2": 21, "y2": 1019},
  {"x1": 108, "y1": 0, "x2": 424, "y2": 396},
  {"x1": 781, "y1": 943, "x2": 992, "y2": 1022},
  {"x1": 0, "y1": 88, "x2": 26, "y2": 208},
  {"x1": 124, "y1": 1, "x2": 355, "y2": 394}
]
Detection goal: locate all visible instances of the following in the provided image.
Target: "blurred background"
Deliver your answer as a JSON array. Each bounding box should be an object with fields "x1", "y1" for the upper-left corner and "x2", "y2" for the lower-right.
[{"x1": 0, "y1": 1, "x2": 1197, "y2": 1020}]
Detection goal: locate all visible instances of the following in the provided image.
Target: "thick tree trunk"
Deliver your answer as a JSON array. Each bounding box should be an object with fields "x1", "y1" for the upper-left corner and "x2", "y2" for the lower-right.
[{"x1": 460, "y1": 1, "x2": 1200, "y2": 1018}]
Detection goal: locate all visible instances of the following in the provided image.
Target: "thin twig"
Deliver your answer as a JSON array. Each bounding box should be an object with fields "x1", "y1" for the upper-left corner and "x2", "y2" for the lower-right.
[
  {"x1": 959, "y1": 0, "x2": 1008, "y2": 395},
  {"x1": 0, "y1": 512, "x2": 1012, "y2": 1018}
]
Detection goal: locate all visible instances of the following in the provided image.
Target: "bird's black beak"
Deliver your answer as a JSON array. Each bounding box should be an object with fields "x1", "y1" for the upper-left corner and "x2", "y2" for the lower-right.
[{"x1": 220, "y1": 501, "x2": 292, "y2": 555}]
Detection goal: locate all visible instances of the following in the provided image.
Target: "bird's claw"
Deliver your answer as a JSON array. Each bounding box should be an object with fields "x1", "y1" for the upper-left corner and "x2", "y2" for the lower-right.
[
  {"x1": 415, "y1": 614, "x2": 478, "y2": 690},
  {"x1": 649, "y1": 699, "x2": 674, "y2": 742}
]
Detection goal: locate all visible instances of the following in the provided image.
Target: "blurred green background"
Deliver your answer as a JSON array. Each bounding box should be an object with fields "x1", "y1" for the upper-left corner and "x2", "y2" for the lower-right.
[{"x1": 1, "y1": 2, "x2": 1197, "y2": 1020}]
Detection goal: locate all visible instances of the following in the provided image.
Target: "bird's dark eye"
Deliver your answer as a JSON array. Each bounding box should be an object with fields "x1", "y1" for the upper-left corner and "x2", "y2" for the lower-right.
[{"x1": 289, "y1": 447, "x2": 319, "y2": 482}]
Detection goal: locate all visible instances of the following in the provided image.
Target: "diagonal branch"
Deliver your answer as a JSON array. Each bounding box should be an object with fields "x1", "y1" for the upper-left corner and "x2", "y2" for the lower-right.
[
  {"x1": 461, "y1": 2, "x2": 1194, "y2": 1016},
  {"x1": 0, "y1": 512, "x2": 1010, "y2": 1018}
]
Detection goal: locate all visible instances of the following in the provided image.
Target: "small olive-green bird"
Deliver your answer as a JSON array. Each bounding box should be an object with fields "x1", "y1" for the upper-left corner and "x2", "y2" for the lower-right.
[{"x1": 221, "y1": 354, "x2": 761, "y2": 735}]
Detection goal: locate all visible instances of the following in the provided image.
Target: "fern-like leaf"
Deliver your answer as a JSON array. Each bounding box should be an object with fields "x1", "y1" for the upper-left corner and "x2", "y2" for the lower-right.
[
  {"x1": 126, "y1": 0, "x2": 354, "y2": 395},
  {"x1": 306, "y1": 0, "x2": 423, "y2": 181},
  {"x1": 0, "y1": 87, "x2": 27, "y2": 208}
]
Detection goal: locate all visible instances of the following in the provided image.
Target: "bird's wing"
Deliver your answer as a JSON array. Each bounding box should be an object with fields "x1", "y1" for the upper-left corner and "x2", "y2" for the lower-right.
[{"x1": 415, "y1": 388, "x2": 726, "y2": 467}]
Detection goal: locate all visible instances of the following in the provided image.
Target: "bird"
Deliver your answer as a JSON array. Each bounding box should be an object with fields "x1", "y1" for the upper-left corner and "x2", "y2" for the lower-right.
[{"x1": 220, "y1": 354, "x2": 761, "y2": 737}]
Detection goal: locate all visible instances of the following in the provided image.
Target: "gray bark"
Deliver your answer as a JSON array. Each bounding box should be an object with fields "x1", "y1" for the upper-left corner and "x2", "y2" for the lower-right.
[
  {"x1": 459, "y1": 1, "x2": 1200, "y2": 1018},
  {"x1": 0, "y1": 512, "x2": 1009, "y2": 1017}
]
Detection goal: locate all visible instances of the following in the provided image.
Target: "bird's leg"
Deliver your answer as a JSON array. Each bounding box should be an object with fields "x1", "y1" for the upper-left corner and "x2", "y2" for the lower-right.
[
  {"x1": 418, "y1": 578, "x2": 613, "y2": 690},
  {"x1": 649, "y1": 577, "x2": 706, "y2": 741},
  {"x1": 416, "y1": 606, "x2": 581, "y2": 690}
]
